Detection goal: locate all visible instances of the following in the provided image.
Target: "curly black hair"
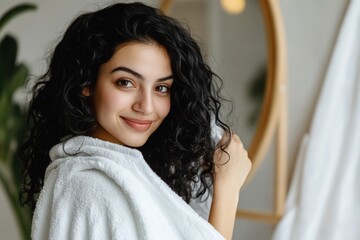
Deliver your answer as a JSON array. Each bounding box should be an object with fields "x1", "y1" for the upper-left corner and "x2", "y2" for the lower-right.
[{"x1": 20, "y1": 2, "x2": 231, "y2": 210}]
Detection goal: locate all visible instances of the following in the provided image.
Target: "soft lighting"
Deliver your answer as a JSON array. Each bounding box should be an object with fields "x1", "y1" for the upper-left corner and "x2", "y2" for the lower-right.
[{"x1": 221, "y1": 0, "x2": 246, "y2": 14}]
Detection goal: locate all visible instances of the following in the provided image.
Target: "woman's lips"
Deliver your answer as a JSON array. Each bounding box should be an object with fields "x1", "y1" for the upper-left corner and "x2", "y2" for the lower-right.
[{"x1": 121, "y1": 117, "x2": 153, "y2": 131}]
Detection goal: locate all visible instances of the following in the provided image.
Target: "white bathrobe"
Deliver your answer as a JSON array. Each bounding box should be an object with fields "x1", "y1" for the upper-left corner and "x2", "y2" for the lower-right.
[{"x1": 31, "y1": 136, "x2": 224, "y2": 240}]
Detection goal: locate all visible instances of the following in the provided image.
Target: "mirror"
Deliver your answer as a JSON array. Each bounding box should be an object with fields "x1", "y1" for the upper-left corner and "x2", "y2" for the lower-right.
[
  {"x1": 167, "y1": 0, "x2": 267, "y2": 151},
  {"x1": 161, "y1": 0, "x2": 287, "y2": 223}
]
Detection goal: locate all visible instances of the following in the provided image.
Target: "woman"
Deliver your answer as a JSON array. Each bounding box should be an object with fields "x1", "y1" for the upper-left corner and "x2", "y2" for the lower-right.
[{"x1": 21, "y1": 2, "x2": 251, "y2": 239}]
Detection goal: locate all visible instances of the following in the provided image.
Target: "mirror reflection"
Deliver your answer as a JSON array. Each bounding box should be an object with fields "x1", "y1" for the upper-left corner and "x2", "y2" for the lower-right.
[{"x1": 168, "y1": 0, "x2": 267, "y2": 148}]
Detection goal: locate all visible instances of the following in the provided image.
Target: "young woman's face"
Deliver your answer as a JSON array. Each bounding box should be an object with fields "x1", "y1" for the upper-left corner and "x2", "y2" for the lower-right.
[{"x1": 84, "y1": 42, "x2": 173, "y2": 147}]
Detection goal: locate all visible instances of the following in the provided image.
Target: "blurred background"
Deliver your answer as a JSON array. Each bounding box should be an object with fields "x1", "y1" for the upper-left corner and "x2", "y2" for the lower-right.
[{"x1": 0, "y1": 0, "x2": 352, "y2": 239}]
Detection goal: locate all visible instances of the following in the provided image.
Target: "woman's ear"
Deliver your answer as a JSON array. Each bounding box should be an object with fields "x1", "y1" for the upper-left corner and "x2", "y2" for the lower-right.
[{"x1": 82, "y1": 86, "x2": 91, "y2": 97}]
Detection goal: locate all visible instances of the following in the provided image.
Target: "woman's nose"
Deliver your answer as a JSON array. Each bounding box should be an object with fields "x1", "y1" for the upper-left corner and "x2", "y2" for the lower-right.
[{"x1": 132, "y1": 90, "x2": 154, "y2": 114}]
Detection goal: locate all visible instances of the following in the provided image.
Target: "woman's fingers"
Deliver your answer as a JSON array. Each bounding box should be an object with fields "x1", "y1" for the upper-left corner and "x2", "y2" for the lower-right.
[{"x1": 214, "y1": 133, "x2": 252, "y2": 192}]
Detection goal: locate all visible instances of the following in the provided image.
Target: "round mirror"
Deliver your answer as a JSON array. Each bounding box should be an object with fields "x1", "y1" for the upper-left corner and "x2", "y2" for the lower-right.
[
  {"x1": 162, "y1": 0, "x2": 286, "y2": 179},
  {"x1": 168, "y1": 0, "x2": 267, "y2": 152}
]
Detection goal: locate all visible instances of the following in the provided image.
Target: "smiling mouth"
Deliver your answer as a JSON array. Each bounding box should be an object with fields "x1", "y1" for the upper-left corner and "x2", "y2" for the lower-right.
[{"x1": 121, "y1": 117, "x2": 153, "y2": 131}]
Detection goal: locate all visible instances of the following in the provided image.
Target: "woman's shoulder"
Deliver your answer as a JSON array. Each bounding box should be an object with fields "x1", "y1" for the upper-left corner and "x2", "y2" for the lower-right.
[
  {"x1": 42, "y1": 165, "x2": 129, "y2": 210},
  {"x1": 32, "y1": 168, "x2": 139, "y2": 239},
  {"x1": 40, "y1": 144, "x2": 135, "y2": 212},
  {"x1": 63, "y1": 168, "x2": 123, "y2": 201}
]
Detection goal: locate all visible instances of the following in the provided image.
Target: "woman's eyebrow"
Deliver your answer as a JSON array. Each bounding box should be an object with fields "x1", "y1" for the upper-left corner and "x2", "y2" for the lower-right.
[
  {"x1": 111, "y1": 66, "x2": 143, "y2": 80},
  {"x1": 111, "y1": 66, "x2": 173, "y2": 81},
  {"x1": 158, "y1": 75, "x2": 173, "y2": 81}
]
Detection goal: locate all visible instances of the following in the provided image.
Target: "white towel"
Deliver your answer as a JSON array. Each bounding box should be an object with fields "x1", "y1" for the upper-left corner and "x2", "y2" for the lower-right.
[
  {"x1": 31, "y1": 136, "x2": 224, "y2": 240},
  {"x1": 272, "y1": 0, "x2": 360, "y2": 239}
]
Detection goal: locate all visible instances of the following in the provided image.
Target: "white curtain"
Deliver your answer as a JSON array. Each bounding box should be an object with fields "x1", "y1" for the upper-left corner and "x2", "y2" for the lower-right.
[{"x1": 272, "y1": 0, "x2": 360, "y2": 239}]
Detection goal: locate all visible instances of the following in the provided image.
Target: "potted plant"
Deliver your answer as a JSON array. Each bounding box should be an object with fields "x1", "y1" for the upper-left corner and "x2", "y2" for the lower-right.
[{"x1": 0, "y1": 3, "x2": 36, "y2": 240}]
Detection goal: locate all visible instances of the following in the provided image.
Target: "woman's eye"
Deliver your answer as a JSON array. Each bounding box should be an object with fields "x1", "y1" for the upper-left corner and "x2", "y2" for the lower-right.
[
  {"x1": 156, "y1": 85, "x2": 170, "y2": 93},
  {"x1": 116, "y1": 79, "x2": 134, "y2": 88}
]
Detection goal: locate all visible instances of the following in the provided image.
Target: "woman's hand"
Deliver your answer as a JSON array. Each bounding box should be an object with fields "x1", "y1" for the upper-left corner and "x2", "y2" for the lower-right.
[
  {"x1": 213, "y1": 132, "x2": 252, "y2": 194},
  {"x1": 209, "y1": 132, "x2": 252, "y2": 240}
]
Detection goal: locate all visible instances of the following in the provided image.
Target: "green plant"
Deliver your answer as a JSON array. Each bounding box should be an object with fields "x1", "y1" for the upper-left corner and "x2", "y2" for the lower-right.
[
  {"x1": 247, "y1": 65, "x2": 266, "y2": 126},
  {"x1": 0, "y1": 3, "x2": 36, "y2": 240}
]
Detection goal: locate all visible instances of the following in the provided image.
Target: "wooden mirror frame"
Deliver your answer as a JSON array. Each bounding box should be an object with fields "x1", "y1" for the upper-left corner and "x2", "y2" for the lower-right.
[{"x1": 160, "y1": 0, "x2": 287, "y2": 223}]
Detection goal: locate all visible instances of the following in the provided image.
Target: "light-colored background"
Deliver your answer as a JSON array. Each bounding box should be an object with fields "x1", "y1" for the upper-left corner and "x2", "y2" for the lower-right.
[{"x1": 0, "y1": 0, "x2": 350, "y2": 239}]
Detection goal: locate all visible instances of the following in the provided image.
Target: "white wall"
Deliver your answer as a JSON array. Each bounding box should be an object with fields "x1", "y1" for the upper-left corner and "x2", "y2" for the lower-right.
[{"x1": 0, "y1": 0, "x2": 350, "y2": 239}]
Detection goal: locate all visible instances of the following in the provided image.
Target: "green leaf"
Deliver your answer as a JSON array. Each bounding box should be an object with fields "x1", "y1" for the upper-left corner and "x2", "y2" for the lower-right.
[
  {"x1": 0, "y1": 35, "x2": 17, "y2": 93},
  {"x1": 0, "y1": 101, "x2": 26, "y2": 163},
  {"x1": 0, "y1": 88, "x2": 12, "y2": 128},
  {"x1": 7, "y1": 64, "x2": 28, "y2": 95},
  {"x1": 0, "y1": 3, "x2": 37, "y2": 33},
  {"x1": 0, "y1": 64, "x2": 28, "y2": 127},
  {"x1": 11, "y1": 108, "x2": 26, "y2": 189}
]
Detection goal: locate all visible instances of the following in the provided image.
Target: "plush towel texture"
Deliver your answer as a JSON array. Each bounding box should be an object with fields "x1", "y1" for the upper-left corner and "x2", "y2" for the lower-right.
[{"x1": 31, "y1": 136, "x2": 224, "y2": 240}]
